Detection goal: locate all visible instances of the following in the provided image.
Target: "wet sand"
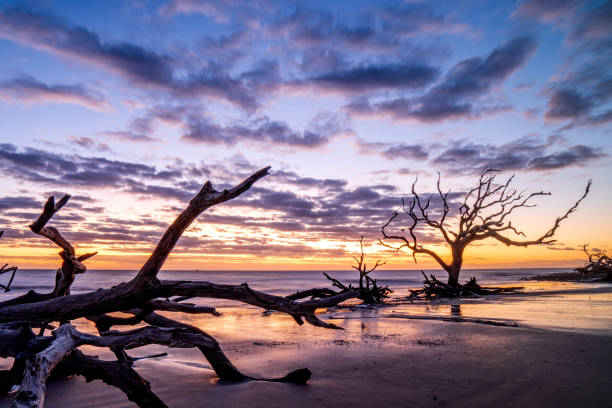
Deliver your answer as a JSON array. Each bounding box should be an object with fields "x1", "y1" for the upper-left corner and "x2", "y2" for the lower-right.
[{"x1": 2, "y1": 282, "x2": 611, "y2": 407}]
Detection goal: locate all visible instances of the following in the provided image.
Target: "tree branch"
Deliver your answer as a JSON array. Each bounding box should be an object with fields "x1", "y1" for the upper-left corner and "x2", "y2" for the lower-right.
[
  {"x1": 485, "y1": 180, "x2": 591, "y2": 247},
  {"x1": 134, "y1": 167, "x2": 271, "y2": 285}
]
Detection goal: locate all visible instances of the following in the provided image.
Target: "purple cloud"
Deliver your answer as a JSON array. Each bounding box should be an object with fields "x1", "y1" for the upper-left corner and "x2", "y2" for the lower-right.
[
  {"x1": 431, "y1": 136, "x2": 606, "y2": 174},
  {"x1": 0, "y1": 8, "x2": 261, "y2": 109},
  {"x1": 570, "y1": 1, "x2": 612, "y2": 42},
  {"x1": 307, "y1": 63, "x2": 439, "y2": 93},
  {"x1": 0, "y1": 196, "x2": 40, "y2": 211},
  {"x1": 0, "y1": 75, "x2": 108, "y2": 111},
  {"x1": 513, "y1": 0, "x2": 585, "y2": 23},
  {"x1": 183, "y1": 112, "x2": 349, "y2": 148},
  {"x1": 346, "y1": 36, "x2": 537, "y2": 122}
]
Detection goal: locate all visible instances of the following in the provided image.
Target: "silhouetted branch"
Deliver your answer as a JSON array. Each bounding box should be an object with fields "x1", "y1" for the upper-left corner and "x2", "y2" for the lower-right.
[
  {"x1": 574, "y1": 244, "x2": 612, "y2": 281},
  {"x1": 1, "y1": 166, "x2": 357, "y2": 407},
  {"x1": 382, "y1": 169, "x2": 591, "y2": 288},
  {"x1": 0, "y1": 232, "x2": 18, "y2": 292},
  {"x1": 324, "y1": 237, "x2": 391, "y2": 304},
  {"x1": 135, "y1": 166, "x2": 271, "y2": 284},
  {"x1": 0, "y1": 196, "x2": 96, "y2": 308}
]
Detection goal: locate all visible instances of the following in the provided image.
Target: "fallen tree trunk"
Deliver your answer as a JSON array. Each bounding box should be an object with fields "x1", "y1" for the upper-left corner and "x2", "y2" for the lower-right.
[
  {"x1": 0, "y1": 166, "x2": 359, "y2": 407},
  {"x1": 407, "y1": 272, "x2": 519, "y2": 299},
  {"x1": 12, "y1": 325, "x2": 78, "y2": 408},
  {"x1": 54, "y1": 350, "x2": 167, "y2": 408}
]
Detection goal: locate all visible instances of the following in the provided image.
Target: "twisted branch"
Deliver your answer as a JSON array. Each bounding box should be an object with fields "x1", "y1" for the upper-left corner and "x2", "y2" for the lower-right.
[
  {"x1": 1, "y1": 166, "x2": 358, "y2": 407},
  {"x1": 381, "y1": 169, "x2": 591, "y2": 287}
]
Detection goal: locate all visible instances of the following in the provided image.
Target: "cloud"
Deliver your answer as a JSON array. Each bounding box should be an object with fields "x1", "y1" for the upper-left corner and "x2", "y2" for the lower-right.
[
  {"x1": 198, "y1": 31, "x2": 249, "y2": 67},
  {"x1": 307, "y1": 63, "x2": 439, "y2": 93},
  {"x1": 0, "y1": 143, "x2": 168, "y2": 189},
  {"x1": 227, "y1": 184, "x2": 402, "y2": 241},
  {"x1": 158, "y1": 0, "x2": 230, "y2": 21},
  {"x1": 297, "y1": 48, "x2": 348, "y2": 75},
  {"x1": 274, "y1": 7, "x2": 376, "y2": 48},
  {"x1": 0, "y1": 4, "x2": 471, "y2": 114},
  {"x1": 123, "y1": 179, "x2": 194, "y2": 202},
  {"x1": 1, "y1": 142, "x2": 547, "y2": 255},
  {"x1": 183, "y1": 112, "x2": 350, "y2": 148},
  {"x1": 381, "y1": 144, "x2": 429, "y2": 160},
  {"x1": 97, "y1": 131, "x2": 162, "y2": 144},
  {"x1": 431, "y1": 136, "x2": 606, "y2": 174},
  {"x1": 545, "y1": 89, "x2": 593, "y2": 119},
  {"x1": 354, "y1": 134, "x2": 603, "y2": 175},
  {"x1": 0, "y1": 75, "x2": 108, "y2": 110},
  {"x1": 0, "y1": 8, "x2": 172, "y2": 85},
  {"x1": 358, "y1": 140, "x2": 430, "y2": 160},
  {"x1": 512, "y1": 1, "x2": 612, "y2": 129},
  {"x1": 68, "y1": 136, "x2": 111, "y2": 152},
  {"x1": 124, "y1": 105, "x2": 188, "y2": 136},
  {"x1": 512, "y1": 0, "x2": 585, "y2": 23},
  {"x1": 173, "y1": 237, "x2": 347, "y2": 258},
  {"x1": 270, "y1": 170, "x2": 348, "y2": 191},
  {"x1": 157, "y1": 0, "x2": 271, "y2": 24},
  {"x1": 346, "y1": 36, "x2": 537, "y2": 122},
  {"x1": 543, "y1": 62, "x2": 612, "y2": 128},
  {"x1": 0, "y1": 196, "x2": 40, "y2": 211},
  {"x1": 0, "y1": 143, "x2": 415, "y2": 244},
  {"x1": 0, "y1": 7, "x2": 262, "y2": 109},
  {"x1": 275, "y1": 4, "x2": 467, "y2": 51},
  {"x1": 103, "y1": 104, "x2": 345, "y2": 149},
  {"x1": 200, "y1": 31, "x2": 248, "y2": 51},
  {"x1": 569, "y1": 1, "x2": 612, "y2": 42},
  {"x1": 377, "y1": 3, "x2": 468, "y2": 36},
  {"x1": 545, "y1": 244, "x2": 577, "y2": 251}
]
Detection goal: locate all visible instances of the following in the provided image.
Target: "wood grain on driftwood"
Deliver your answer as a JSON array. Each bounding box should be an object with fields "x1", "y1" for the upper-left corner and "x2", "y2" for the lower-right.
[{"x1": 0, "y1": 166, "x2": 359, "y2": 408}]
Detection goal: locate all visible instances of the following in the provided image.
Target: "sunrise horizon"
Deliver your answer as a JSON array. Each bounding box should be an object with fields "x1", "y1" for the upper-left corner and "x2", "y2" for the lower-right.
[
  {"x1": 1, "y1": 1, "x2": 610, "y2": 274},
  {"x1": 1, "y1": 2, "x2": 611, "y2": 407}
]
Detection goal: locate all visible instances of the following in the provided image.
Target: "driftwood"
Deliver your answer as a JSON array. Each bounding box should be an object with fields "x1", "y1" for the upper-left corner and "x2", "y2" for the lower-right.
[
  {"x1": 407, "y1": 272, "x2": 519, "y2": 299},
  {"x1": 381, "y1": 169, "x2": 591, "y2": 287},
  {"x1": 575, "y1": 244, "x2": 612, "y2": 281},
  {"x1": 526, "y1": 245, "x2": 612, "y2": 282},
  {"x1": 322, "y1": 237, "x2": 392, "y2": 304},
  {"x1": 0, "y1": 231, "x2": 18, "y2": 292},
  {"x1": 0, "y1": 166, "x2": 359, "y2": 408}
]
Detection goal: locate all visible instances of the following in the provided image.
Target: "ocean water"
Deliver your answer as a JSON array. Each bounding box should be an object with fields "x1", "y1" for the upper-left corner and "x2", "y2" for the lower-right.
[
  {"x1": 2, "y1": 268, "x2": 612, "y2": 335},
  {"x1": 1, "y1": 267, "x2": 569, "y2": 303}
]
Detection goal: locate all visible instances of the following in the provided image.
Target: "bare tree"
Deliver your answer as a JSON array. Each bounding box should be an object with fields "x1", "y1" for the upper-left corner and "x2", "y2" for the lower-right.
[
  {"x1": 0, "y1": 167, "x2": 360, "y2": 408},
  {"x1": 323, "y1": 236, "x2": 391, "y2": 304},
  {"x1": 381, "y1": 169, "x2": 591, "y2": 288}
]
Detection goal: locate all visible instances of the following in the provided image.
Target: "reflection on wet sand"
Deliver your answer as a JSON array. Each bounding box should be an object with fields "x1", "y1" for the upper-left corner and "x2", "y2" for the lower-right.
[{"x1": 451, "y1": 304, "x2": 462, "y2": 317}]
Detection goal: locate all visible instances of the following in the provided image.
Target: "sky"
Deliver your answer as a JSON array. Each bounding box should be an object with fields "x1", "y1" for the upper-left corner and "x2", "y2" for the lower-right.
[{"x1": 0, "y1": 0, "x2": 610, "y2": 271}]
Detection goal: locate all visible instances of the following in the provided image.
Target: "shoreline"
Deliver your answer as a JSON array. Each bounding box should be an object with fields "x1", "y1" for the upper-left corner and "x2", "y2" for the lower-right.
[
  {"x1": 2, "y1": 280, "x2": 611, "y2": 407},
  {"x1": 2, "y1": 314, "x2": 610, "y2": 407}
]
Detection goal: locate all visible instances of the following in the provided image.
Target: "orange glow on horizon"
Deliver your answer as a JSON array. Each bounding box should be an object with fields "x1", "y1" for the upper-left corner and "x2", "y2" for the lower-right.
[
  {"x1": 1, "y1": 177, "x2": 607, "y2": 272},
  {"x1": 0, "y1": 239, "x2": 593, "y2": 271}
]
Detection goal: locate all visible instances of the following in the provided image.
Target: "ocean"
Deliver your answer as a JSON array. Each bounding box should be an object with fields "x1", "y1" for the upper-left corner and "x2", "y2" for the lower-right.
[
  {"x1": 3, "y1": 268, "x2": 612, "y2": 335},
  {"x1": 1, "y1": 267, "x2": 570, "y2": 302},
  {"x1": 0, "y1": 268, "x2": 570, "y2": 304}
]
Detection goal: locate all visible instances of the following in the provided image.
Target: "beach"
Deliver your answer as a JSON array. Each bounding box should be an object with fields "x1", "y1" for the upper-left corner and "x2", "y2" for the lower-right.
[
  {"x1": 2, "y1": 1, "x2": 611, "y2": 406},
  {"x1": 2, "y1": 270, "x2": 611, "y2": 407}
]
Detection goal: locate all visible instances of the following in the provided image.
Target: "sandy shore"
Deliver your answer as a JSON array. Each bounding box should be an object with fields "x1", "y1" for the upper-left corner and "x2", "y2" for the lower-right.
[{"x1": 2, "y1": 283, "x2": 611, "y2": 407}]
